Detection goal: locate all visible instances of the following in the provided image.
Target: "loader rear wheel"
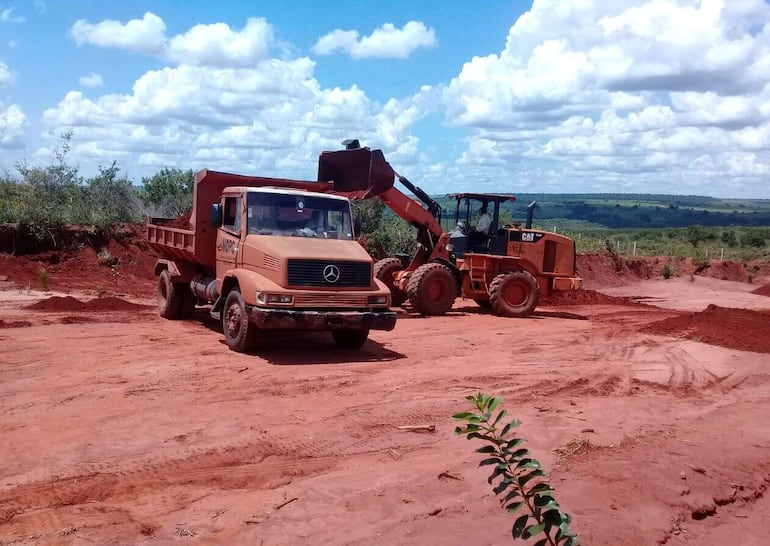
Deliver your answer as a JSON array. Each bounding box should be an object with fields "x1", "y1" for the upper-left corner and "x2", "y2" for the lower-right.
[
  {"x1": 332, "y1": 329, "x2": 369, "y2": 350},
  {"x1": 374, "y1": 257, "x2": 406, "y2": 307},
  {"x1": 489, "y1": 271, "x2": 539, "y2": 317},
  {"x1": 158, "y1": 270, "x2": 183, "y2": 319},
  {"x1": 222, "y1": 289, "x2": 258, "y2": 353},
  {"x1": 407, "y1": 262, "x2": 456, "y2": 316}
]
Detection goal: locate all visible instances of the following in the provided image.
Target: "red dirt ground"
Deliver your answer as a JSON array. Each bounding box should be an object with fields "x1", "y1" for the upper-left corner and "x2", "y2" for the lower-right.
[
  {"x1": 644, "y1": 304, "x2": 770, "y2": 353},
  {"x1": 751, "y1": 283, "x2": 770, "y2": 296},
  {"x1": 1, "y1": 229, "x2": 770, "y2": 545}
]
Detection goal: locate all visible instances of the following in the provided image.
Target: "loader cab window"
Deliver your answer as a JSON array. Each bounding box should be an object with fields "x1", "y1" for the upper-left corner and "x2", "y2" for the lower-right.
[
  {"x1": 222, "y1": 196, "x2": 241, "y2": 235},
  {"x1": 246, "y1": 192, "x2": 353, "y2": 240}
]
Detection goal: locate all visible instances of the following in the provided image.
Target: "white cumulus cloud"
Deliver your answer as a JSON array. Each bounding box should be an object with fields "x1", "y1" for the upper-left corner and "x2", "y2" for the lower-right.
[
  {"x1": 79, "y1": 72, "x2": 103, "y2": 88},
  {"x1": 70, "y1": 12, "x2": 274, "y2": 67},
  {"x1": 0, "y1": 60, "x2": 13, "y2": 86},
  {"x1": 438, "y1": 0, "x2": 770, "y2": 197},
  {"x1": 0, "y1": 103, "x2": 27, "y2": 148},
  {"x1": 312, "y1": 21, "x2": 436, "y2": 59}
]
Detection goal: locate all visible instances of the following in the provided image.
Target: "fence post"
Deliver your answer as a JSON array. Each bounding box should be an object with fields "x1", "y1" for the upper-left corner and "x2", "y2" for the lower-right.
[
  {"x1": 720, "y1": 248, "x2": 724, "y2": 261},
  {"x1": 633, "y1": 241, "x2": 637, "y2": 256}
]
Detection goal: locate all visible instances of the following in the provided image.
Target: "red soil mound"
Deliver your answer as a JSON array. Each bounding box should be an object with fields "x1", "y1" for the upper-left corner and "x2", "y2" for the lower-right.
[
  {"x1": 541, "y1": 289, "x2": 637, "y2": 306},
  {"x1": 0, "y1": 319, "x2": 32, "y2": 328},
  {"x1": 644, "y1": 304, "x2": 770, "y2": 353},
  {"x1": 163, "y1": 211, "x2": 192, "y2": 230},
  {"x1": 751, "y1": 283, "x2": 770, "y2": 297},
  {"x1": 27, "y1": 296, "x2": 152, "y2": 312}
]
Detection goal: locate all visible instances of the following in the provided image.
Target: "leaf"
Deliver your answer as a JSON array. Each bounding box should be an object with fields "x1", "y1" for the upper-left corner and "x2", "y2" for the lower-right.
[
  {"x1": 479, "y1": 457, "x2": 502, "y2": 467},
  {"x1": 493, "y1": 479, "x2": 512, "y2": 495},
  {"x1": 530, "y1": 483, "x2": 553, "y2": 493},
  {"x1": 518, "y1": 468, "x2": 546, "y2": 486},
  {"x1": 487, "y1": 466, "x2": 505, "y2": 484},
  {"x1": 503, "y1": 489, "x2": 522, "y2": 503},
  {"x1": 475, "y1": 445, "x2": 497, "y2": 454},
  {"x1": 505, "y1": 501, "x2": 524, "y2": 513},
  {"x1": 492, "y1": 409, "x2": 507, "y2": 427},
  {"x1": 488, "y1": 396, "x2": 503, "y2": 413},
  {"x1": 533, "y1": 539, "x2": 548, "y2": 546},
  {"x1": 534, "y1": 494, "x2": 556, "y2": 507},
  {"x1": 512, "y1": 514, "x2": 529, "y2": 538},
  {"x1": 451, "y1": 412, "x2": 476, "y2": 420},
  {"x1": 523, "y1": 522, "x2": 545, "y2": 538},
  {"x1": 502, "y1": 420, "x2": 521, "y2": 436},
  {"x1": 543, "y1": 508, "x2": 563, "y2": 526}
]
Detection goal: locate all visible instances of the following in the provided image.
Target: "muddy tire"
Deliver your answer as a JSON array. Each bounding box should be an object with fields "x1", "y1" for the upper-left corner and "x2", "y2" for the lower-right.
[
  {"x1": 374, "y1": 257, "x2": 406, "y2": 307},
  {"x1": 489, "y1": 270, "x2": 539, "y2": 317},
  {"x1": 222, "y1": 289, "x2": 258, "y2": 352},
  {"x1": 407, "y1": 262, "x2": 457, "y2": 316},
  {"x1": 158, "y1": 270, "x2": 183, "y2": 319},
  {"x1": 332, "y1": 329, "x2": 369, "y2": 350}
]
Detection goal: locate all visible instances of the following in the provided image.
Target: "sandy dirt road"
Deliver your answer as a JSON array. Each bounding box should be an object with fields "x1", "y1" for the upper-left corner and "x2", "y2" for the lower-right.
[{"x1": 1, "y1": 285, "x2": 769, "y2": 545}]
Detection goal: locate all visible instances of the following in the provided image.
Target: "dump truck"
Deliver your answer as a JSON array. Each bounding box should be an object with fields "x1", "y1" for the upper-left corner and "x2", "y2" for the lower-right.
[
  {"x1": 147, "y1": 169, "x2": 396, "y2": 352},
  {"x1": 318, "y1": 140, "x2": 582, "y2": 317}
]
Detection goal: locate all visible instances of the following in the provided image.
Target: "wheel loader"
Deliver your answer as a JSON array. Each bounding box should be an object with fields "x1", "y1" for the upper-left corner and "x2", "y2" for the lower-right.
[{"x1": 317, "y1": 140, "x2": 582, "y2": 317}]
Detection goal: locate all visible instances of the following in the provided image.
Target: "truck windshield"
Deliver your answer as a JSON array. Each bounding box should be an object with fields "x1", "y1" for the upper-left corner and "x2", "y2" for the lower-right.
[{"x1": 246, "y1": 192, "x2": 354, "y2": 240}]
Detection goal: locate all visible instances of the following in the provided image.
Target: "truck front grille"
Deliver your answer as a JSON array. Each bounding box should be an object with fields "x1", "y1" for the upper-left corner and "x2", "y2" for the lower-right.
[{"x1": 287, "y1": 260, "x2": 371, "y2": 288}]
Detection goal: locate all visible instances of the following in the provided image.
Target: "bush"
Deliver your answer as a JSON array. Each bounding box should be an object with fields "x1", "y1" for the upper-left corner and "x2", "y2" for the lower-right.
[{"x1": 661, "y1": 264, "x2": 675, "y2": 279}]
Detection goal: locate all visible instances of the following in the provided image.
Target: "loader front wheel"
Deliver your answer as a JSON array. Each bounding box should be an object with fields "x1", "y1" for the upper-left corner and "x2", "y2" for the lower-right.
[
  {"x1": 222, "y1": 289, "x2": 258, "y2": 352},
  {"x1": 158, "y1": 270, "x2": 183, "y2": 319},
  {"x1": 489, "y1": 271, "x2": 539, "y2": 317},
  {"x1": 374, "y1": 257, "x2": 406, "y2": 307},
  {"x1": 407, "y1": 262, "x2": 456, "y2": 316}
]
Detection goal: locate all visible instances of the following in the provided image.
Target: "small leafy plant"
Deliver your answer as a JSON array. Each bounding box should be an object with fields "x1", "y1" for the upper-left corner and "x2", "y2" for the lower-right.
[
  {"x1": 453, "y1": 394, "x2": 579, "y2": 545},
  {"x1": 661, "y1": 264, "x2": 675, "y2": 279}
]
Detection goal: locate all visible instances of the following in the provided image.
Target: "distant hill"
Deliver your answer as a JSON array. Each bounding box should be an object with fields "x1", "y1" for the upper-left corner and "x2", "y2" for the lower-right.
[{"x1": 430, "y1": 193, "x2": 770, "y2": 229}]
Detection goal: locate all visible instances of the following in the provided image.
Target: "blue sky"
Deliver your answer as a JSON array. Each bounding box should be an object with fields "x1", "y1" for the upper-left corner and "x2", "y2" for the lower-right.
[{"x1": 2, "y1": 0, "x2": 770, "y2": 198}]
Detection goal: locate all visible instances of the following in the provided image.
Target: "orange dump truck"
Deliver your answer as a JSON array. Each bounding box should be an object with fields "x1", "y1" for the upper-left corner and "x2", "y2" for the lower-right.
[{"x1": 147, "y1": 169, "x2": 396, "y2": 352}]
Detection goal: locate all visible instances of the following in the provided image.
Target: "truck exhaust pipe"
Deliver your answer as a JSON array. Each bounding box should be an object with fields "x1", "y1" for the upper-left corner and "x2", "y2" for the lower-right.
[{"x1": 526, "y1": 201, "x2": 537, "y2": 229}]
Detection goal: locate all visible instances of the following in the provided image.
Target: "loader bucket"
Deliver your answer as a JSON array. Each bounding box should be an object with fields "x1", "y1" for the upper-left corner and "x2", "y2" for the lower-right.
[{"x1": 317, "y1": 148, "x2": 395, "y2": 199}]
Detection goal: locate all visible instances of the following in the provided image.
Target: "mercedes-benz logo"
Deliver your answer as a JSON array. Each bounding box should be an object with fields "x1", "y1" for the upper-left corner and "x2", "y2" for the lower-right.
[{"x1": 323, "y1": 264, "x2": 341, "y2": 283}]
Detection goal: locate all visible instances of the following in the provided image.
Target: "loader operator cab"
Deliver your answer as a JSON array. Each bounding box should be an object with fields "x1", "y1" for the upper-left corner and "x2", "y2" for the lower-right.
[{"x1": 448, "y1": 193, "x2": 516, "y2": 257}]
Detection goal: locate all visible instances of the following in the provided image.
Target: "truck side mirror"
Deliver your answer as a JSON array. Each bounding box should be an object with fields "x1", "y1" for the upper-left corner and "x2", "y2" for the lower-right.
[
  {"x1": 210, "y1": 203, "x2": 222, "y2": 227},
  {"x1": 353, "y1": 214, "x2": 362, "y2": 238}
]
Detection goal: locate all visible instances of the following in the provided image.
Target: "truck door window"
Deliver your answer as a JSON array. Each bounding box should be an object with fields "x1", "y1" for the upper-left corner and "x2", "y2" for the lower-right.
[{"x1": 223, "y1": 197, "x2": 241, "y2": 234}]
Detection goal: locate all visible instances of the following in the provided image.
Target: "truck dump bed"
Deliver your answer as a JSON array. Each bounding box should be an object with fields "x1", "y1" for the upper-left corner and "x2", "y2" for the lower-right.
[{"x1": 146, "y1": 169, "x2": 336, "y2": 268}]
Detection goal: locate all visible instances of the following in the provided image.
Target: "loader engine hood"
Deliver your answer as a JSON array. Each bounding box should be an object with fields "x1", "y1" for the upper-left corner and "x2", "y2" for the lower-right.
[{"x1": 317, "y1": 148, "x2": 395, "y2": 199}]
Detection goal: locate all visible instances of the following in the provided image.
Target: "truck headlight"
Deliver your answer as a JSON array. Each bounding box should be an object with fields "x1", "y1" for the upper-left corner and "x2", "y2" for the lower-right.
[
  {"x1": 267, "y1": 294, "x2": 293, "y2": 304},
  {"x1": 257, "y1": 292, "x2": 293, "y2": 305},
  {"x1": 367, "y1": 295, "x2": 389, "y2": 305}
]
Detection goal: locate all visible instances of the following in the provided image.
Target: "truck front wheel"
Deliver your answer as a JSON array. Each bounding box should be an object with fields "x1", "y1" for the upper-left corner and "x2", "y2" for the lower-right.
[
  {"x1": 332, "y1": 329, "x2": 369, "y2": 350},
  {"x1": 158, "y1": 270, "x2": 183, "y2": 319},
  {"x1": 222, "y1": 289, "x2": 258, "y2": 352}
]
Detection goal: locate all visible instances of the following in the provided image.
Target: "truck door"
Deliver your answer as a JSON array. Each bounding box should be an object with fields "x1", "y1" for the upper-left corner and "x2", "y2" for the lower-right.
[{"x1": 216, "y1": 195, "x2": 243, "y2": 279}]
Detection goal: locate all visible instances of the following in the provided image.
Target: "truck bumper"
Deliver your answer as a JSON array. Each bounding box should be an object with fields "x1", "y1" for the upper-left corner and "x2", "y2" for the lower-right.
[{"x1": 249, "y1": 307, "x2": 397, "y2": 331}]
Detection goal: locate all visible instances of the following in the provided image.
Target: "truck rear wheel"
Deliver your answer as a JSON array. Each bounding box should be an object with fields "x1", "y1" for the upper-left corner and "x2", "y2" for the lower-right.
[
  {"x1": 374, "y1": 257, "x2": 406, "y2": 307},
  {"x1": 407, "y1": 262, "x2": 456, "y2": 316},
  {"x1": 332, "y1": 329, "x2": 369, "y2": 350},
  {"x1": 222, "y1": 289, "x2": 258, "y2": 352},
  {"x1": 489, "y1": 271, "x2": 539, "y2": 317},
  {"x1": 158, "y1": 270, "x2": 183, "y2": 319}
]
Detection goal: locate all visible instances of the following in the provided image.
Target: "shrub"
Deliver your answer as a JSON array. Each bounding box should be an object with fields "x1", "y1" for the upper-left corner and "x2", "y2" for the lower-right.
[
  {"x1": 661, "y1": 264, "x2": 675, "y2": 279},
  {"x1": 453, "y1": 394, "x2": 579, "y2": 545}
]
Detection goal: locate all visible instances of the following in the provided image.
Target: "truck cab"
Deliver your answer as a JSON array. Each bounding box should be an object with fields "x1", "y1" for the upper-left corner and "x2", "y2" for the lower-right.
[{"x1": 147, "y1": 172, "x2": 396, "y2": 353}]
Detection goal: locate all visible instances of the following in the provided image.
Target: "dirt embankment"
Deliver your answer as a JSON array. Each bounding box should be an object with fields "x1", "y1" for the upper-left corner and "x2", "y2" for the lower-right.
[
  {"x1": 0, "y1": 224, "x2": 158, "y2": 295},
  {"x1": 751, "y1": 283, "x2": 770, "y2": 296},
  {"x1": 26, "y1": 296, "x2": 153, "y2": 312}
]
